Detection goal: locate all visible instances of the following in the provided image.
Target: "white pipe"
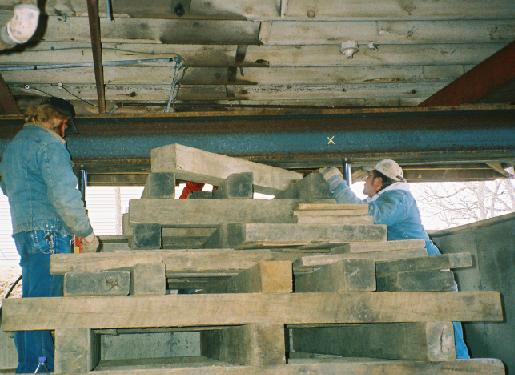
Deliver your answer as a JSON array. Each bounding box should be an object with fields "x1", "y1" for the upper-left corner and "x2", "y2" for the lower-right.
[{"x1": 1, "y1": 3, "x2": 39, "y2": 50}]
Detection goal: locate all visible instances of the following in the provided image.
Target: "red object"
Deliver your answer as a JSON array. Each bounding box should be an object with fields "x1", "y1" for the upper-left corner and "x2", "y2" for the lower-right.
[
  {"x1": 179, "y1": 181, "x2": 205, "y2": 199},
  {"x1": 73, "y1": 235, "x2": 83, "y2": 253}
]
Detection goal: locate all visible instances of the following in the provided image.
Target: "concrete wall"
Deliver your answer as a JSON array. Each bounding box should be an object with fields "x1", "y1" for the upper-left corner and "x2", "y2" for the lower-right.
[{"x1": 431, "y1": 212, "x2": 515, "y2": 374}]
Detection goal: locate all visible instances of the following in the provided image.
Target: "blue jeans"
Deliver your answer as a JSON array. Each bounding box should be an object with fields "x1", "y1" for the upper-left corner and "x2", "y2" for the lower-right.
[{"x1": 13, "y1": 230, "x2": 72, "y2": 373}]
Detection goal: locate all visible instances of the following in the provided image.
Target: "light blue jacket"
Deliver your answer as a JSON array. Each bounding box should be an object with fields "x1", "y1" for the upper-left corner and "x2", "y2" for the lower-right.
[
  {"x1": 0, "y1": 124, "x2": 93, "y2": 237},
  {"x1": 328, "y1": 175, "x2": 441, "y2": 256}
]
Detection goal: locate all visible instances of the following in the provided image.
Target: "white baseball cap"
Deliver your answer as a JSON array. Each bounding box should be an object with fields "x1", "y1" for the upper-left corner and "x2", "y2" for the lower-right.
[{"x1": 374, "y1": 159, "x2": 405, "y2": 182}]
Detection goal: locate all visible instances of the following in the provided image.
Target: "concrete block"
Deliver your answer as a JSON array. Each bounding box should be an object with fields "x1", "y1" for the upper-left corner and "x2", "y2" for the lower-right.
[
  {"x1": 64, "y1": 271, "x2": 130, "y2": 296},
  {"x1": 131, "y1": 263, "x2": 166, "y2": 295}
]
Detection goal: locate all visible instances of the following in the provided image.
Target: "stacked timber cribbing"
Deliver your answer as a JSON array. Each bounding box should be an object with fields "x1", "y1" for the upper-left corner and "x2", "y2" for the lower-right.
[{"x1": 1, "y1": 144, "x2": 506, "y2": 374}]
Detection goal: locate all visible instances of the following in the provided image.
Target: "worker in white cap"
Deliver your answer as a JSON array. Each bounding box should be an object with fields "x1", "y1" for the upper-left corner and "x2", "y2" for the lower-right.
[{"x1": 320, "y1": 159, "x2": 470, "y2": 359}]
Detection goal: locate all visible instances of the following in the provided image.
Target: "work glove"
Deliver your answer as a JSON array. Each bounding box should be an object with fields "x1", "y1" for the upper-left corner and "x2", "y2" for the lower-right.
[
  {"x1": 82, "y1": 232, "x2": 99, "y2": 253},
  {"x1": 319, "y1": 167, "x2": 345, "y2": 191}
]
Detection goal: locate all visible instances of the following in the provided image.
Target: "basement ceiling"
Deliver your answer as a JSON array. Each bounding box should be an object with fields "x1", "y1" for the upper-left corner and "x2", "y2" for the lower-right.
[
  {"x1": 0, "y1": 0, "x2": 514, "y2": 113},
  {"x1": 0, "y1": 0, "x2": 514, "y2": 183}
]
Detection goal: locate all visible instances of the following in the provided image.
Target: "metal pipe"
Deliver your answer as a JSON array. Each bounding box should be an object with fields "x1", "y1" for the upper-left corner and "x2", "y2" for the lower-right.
[
  {"x1": 343, "y1": 159, "x2": 352, "y2": 185},
  {"x1": 86, "y1": 0, "x2": 106, "y2": 113}
]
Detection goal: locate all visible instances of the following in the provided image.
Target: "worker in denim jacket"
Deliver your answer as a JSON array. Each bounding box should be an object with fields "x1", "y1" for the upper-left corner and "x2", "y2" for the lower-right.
[
  {"x1": 320, "y1": 159, "x2": 470, "y2": 359},
  {"x1": 0, "y1": 98, "x2": 99, "y2": 373}
]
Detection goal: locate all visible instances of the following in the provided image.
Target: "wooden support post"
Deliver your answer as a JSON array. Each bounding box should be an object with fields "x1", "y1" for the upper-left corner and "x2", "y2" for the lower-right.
[
  {"x1": 63, "y1": 271, "x2": 130, "y2": 296},
  {"x1": 131, "y1": 263, "x2": 166, "y2": 295},
  {"x1": 204, "y1": 261, "x2": 292, "y2": 293},
  {"x1": 54, "y1": 328, "x2": 100, "y2": 373},
  {"x1": 201, "y1": 324, "x2": 286, "y2": 366},
  {"x1": 295, "y1": 259, "x2": 375, "y2": 292},
  {"x1": 291, "y1": 322, "x2": 455, "y2": 361},
  {"x1": 141, "y1": 172, "x2": 175, "y2": 198}
]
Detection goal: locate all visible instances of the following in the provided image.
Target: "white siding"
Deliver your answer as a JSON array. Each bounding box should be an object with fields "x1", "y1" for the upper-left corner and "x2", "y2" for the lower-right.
[{"x1": 0, "y1": 192, "x2": 17, "y2": 263}]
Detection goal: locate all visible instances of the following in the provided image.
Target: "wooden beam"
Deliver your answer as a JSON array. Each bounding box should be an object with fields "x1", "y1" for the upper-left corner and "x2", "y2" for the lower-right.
[
  {"x1": 47, "y1": 358, "x2": 507, "y2": 374},
  {"x1": 128, "y1": 199, "x2": 300, "y2": 226},
  {"x1": 0, "y1": 74, "x2": 20, "y2": 114},
  {"x1": 2, "y1": 291, "x2": 503, "y2": 330},
  {"x1": 150, "y1": 143, "x2": 302, "y2": 193},
  {"x1": 86, "y1": 0, "x2": 106, "y2": 113},
  {"x1": 421, "y1": 40, "x2": 515, "y2": 106}
]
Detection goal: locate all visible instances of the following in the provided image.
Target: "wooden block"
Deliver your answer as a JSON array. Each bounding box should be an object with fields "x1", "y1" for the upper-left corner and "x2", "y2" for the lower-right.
[
  {"x1": 213, "y1": 172, "x2": 254, "y2": 199},
  {"x1": 189, "y1": 191, "x2": 213, "y2": 199},
  {"x1": 291, "y1": 322, "x2": 455, "y2": 361},
  {"x1": 294, "y1": 214, "x2": 373, "y2": 224},
  {"x1": 122, "y1": 213, "x2": 131, "y2": 236},
  {"x1": 54, "y1": 328, "x2": 100, "y2": 373},
  {"x1": 297, "y1": 203, "x2": 368, "y2": 212},
  {"x1": 376, "y1": 252, "x2": 473, "y2": 273},
  {"x1": 131, "y1": 263, "x2": 166, "y2": 296},
  {"x1": 150, "y1": 144, "x2": 302, "y2": 194},
  {"x1": 227, "y1": 223, "x2": 387, "y2": 249},
  {"x1": 129, "y1": 199, "x2": 299, "y2": 226},
  {"x1": 2, "y1": 292, "x2": 502, "y2": 331},
  {"x1": 295, "y1": 259, "x2": 375, "y2": 292},
  {"x1": 204, "y1": 261, "x2": 292, "y2": 293},
  {"x1": 98, "y1": 235, "x2": 130, "y2": 252},
  {"x1": 128, "y1": 223, "x2": 161, "y2": 249},
  {"x1": 334, "y1": 239, "x2": 426, "y2": 253},
  {"x1": 376, "y1": 270, "x2": 457, "y2": 291},
  {"x1": 51, "y1": 250, "x2": 305, "y2": 276},
  {"x1": 201, "y1": 324, "x2": 285, "y2": 366},
  {"x1": 276, "y1": 173, "x2": 333, "y2": 201},
  {"x1": 141, "y1": 173, "x2": 175, "y2": 199},
  {"x1": 63, "y1": 271, "x2": 130, "y2": 296},
  {"x1": 297, "y1": 248, "x2": 428, "y2": 268}
]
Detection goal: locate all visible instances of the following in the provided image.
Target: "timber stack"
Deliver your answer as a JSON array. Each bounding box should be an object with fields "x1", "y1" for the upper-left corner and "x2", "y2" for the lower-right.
[{"x1": 1, "y1": 144, "x2": 505, "y2": 374}]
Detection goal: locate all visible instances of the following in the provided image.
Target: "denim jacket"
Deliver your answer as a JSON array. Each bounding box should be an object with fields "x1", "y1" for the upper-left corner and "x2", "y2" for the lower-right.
[
  {"x1": 328, "y1": 176, "x2": 441, "y2": 256},
  {"x1": 0, "y1": 124, "x2": 93, "y2": 237}
]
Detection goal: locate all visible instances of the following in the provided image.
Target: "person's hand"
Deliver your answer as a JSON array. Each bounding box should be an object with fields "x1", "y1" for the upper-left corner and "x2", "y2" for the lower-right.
[
  {"x1": 82, "y1": 233, "x2": 99, "y2": 253},
  {"x1": 319, "y1": 167, "x2": 342, "y2": 182}
]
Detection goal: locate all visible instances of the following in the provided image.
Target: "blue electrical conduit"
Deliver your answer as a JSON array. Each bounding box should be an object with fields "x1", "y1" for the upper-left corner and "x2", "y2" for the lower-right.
[{"x1": 0, "y1": 57, "x2": 184, "y2": 71}]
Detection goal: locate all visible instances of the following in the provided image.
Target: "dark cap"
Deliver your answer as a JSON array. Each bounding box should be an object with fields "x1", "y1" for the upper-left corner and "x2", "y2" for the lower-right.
[{"x1": 42, "y1": 97, "x2": 78, "y2": 135}]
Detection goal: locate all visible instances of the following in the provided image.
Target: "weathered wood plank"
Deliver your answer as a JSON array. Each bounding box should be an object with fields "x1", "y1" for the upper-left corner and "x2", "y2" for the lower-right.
[
  {"x1": 284, "y1": 0, "x2": 515, "y2": 19},
  {"x1": 31, "y1": 358, "x2": 506, "y2": 374},
  {"x1": 151, "y1": 144, "x2": 302, "y2": 193},
  {"x1": 376, "y1": 252, "x2": 473, "y2": 273},
  {"x1": 260, "y1": 20, "x2": 515, "y2": 45},
  {"x1": 129, "y1": 199, "x2": 299, "y2": 225},
  {"x1": 297, "y1": 203, "x2": 367, "y2": 211},
  {"x1": 0, "y1": 65, "x2": 468, "y2": 85},
  {"x1": 295, "y1": 259, "x2": 375, "y2": 292},
  {"x1": 297, "y1": 248, "x2": 428, "y2": 267},
  {"x1": 291, "y1": 322, "x2": 455, "y2": 361},
  {"x1": 294, "y1": 215, "x2": 373, "y2": 224},
  {"x1": 0, "y1": 14, "x2": 260, "y2": 44},
  {"x1": 201, "y1": 325, "x2": 286, "y2": 366},
  {"x1": 333, "y1": 239, "x2": 425, "y2": 253},
  {"x1": 227, "y1": 223, "x2": 387, "y2": 249},
  {"x1": 205, "y1": 261, "x2": 292, "y2": 293},
  {"x1": 2, "y1": 292, "x2": 502, "y2": 330},
  {"x1": 0, "y1": 42, "x2": 503, "y2": 67},
  {"x1": 51, "y1": 250, "x2": 304, "y2": 276},
  {"x1": 141, "y1": 172, "x2": 175, "y2": 198},
  {"x1": 244, "y1": 43, "x2": 506, "y2": 67},
  {"x1": 54, "y1": 328, "x2": 100, "y2": 373}
]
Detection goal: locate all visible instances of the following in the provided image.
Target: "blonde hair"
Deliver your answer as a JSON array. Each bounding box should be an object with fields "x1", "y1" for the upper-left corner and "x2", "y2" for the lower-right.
[{"x1": 24, "y1": 104, "x2": 68, "y2": 125}]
